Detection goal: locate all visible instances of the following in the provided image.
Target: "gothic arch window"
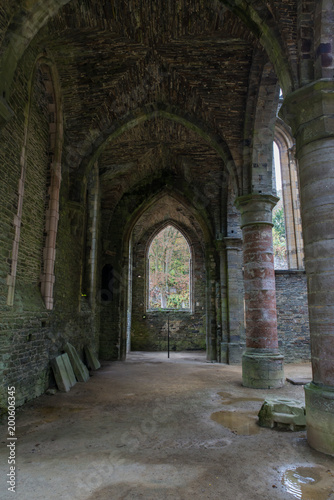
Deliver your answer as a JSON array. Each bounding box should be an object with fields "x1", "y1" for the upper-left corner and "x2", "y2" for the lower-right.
[
  {"x1": 273, "y1": 120, "x2": 304, "y2": 269},
  {"x1": 273, "y1": 140, "x2": 288, "y2": 269},
  {"x1": 147, "y1": 225, "x2": 192, "y2": 311}
]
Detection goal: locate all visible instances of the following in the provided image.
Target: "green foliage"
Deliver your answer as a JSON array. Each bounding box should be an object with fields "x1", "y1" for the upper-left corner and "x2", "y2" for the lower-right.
[
  {"x1": 272, "y1": 204, "x2": 287, "y2": 264},
  {"x1": 273, "y1": 206, "x2": 285, "y2": 239},
  {"x1": 149, "y1": 225, "x2": 190, "y2": 309}
]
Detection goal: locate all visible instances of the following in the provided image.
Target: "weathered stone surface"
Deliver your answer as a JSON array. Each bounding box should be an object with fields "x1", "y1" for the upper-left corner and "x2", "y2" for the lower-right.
[
  {"x1": 84, "y1": 346, "x2": 101, "y2": 371},
  {"x1": 258, "y1": 397, "x2": 306, "y2": 430},
  {"x1": 286, "y1": 377, "x2": 311, "y2": 386},
  {"x1": 64, "y1": 343, "x2": 90, "y2": 383},
  {"x1": 128, "y1": 196, "x2": 208, "y2": 354},
  {"x1": 275, "y1": 270, "x2": 310, "y2": 362},
  {"x1": 51, "y1": 354, "x2": 76, "y2": 393},
  {"x1": 242, "y1": 349, "x2": 284, "y2": 389},
  {"x1": 235, "y1": 194, "x2": 280, "y2": 352},
  {"x1": 305, "y1": 382, "x2": 334, "y2": 456},
  {"x1": 62, "y1": 353, "x2": 77, "y2": 388},
  {"x1": 235, "y1": 195, "x2": 284, "y2": 387},
  {"x1": 227, "y1": 343, "x2": 245, "y2": 365},
  {"x1": 0, "y1": 1, "x2": 333, "y2": 460}
]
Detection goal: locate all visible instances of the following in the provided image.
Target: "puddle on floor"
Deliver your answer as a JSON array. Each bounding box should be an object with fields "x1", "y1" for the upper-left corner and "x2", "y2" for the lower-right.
[
  {"x1": 282, "y1": 466, "x2": 334, "y2": 499},
  {"x1": 217, "y1": 392, "x2": 263, "y2": 405},
  {"x1": 211, "y1": 410, "x2": 261, "y2": 435}
]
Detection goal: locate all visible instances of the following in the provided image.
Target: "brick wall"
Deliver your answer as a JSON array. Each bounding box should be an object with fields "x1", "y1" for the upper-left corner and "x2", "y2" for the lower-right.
[
  {"x1": 131, "y1": 243, "x2": 207, "y2": 352},
  {"x1": 131, "y1": 208, "x2": 208, "y2": 352},
  {"x1": 0, "y1": 48, "x2": 99, "y2": 412},
  {"x1": 275, "y1": 270, "x2": 310, "y2": 362}
]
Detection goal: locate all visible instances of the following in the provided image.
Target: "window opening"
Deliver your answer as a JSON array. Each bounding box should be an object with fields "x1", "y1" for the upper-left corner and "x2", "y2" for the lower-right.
[
  {"x1": 148, "y1": 225, "x2": 191, "y2": 310},
  {"x1": 273, "y1": 142, "x2": 287, "y2": 269}
]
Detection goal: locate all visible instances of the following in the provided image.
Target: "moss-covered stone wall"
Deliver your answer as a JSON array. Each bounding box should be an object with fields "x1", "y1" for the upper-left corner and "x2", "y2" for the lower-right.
[
  {"x1": 130, "y1": 197, "x2": 208, "y2": 352},
  {"x1": 0, "y1": 46, "x2": 99, "y2": 412},
  {"x1": 275, "y1": 270, "x2": 310, "y2": 362}
]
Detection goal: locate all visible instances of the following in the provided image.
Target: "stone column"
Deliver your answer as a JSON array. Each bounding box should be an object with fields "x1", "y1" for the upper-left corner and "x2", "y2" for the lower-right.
[
  {"x1": 206, "y1": 250, "x2": 218, "y2": 362},
  {"x1": 87, "y1": 163, "x2": 100, "y2": 311},
  {"x1": 222, "y1": 237, "x2": 245, "y2": 364},
  {"x1": 280, "y1": 80, "x2": 334, "y2": 455},
  {"x1": 235, "y1": 194, "x2": 284, "y2": 388}
]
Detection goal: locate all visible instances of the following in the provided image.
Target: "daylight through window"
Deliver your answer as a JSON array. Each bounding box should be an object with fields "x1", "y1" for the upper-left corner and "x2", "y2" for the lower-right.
[
  {"x1": 273, "y1": 141, "x2": 288, "y2": 269},
  {"x1": 148, "y1": 225, "x2": 191, "y2": 310}
]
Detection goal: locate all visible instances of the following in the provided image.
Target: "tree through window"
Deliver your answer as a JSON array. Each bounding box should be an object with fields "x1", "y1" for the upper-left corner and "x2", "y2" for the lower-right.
[
  {"x1": 273, "y1": 141, "x2": 288, "y2": 269},
  {"x1": 148, "y1": 225, "x2": 191, "y2": 310}
]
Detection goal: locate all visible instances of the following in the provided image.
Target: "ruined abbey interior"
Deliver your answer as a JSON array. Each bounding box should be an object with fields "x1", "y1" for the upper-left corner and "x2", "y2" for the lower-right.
[{"x1": 1, "y1": 0, "x2": 334, "y2": 497}]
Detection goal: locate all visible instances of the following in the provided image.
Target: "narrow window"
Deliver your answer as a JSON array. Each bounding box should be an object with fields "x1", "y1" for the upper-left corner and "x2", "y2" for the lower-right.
[
  {"x1": 148, "y1": 225, "x2": 191, "y2": 310},
  {"x1": 273, "y1": 142, "x2": 287, "y2": 269}
]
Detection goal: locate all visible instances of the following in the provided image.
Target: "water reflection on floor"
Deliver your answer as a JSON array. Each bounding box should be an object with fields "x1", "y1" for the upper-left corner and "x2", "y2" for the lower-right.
[
  {"x1": 210, "y1": 410, "x2": 261, "y2": 435},
  {"x1": 211, "y1": 391, "x2": 264, "y2": 435},
  {"x1": 281, "y1": 466, "x2": 334, "y2": 499},
  {"x1": 218, "y1": 392, "x2": 263, "y2": 405}
]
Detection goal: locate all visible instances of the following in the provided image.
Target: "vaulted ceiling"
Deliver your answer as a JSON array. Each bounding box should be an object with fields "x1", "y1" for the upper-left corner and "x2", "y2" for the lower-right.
[{"x1": 0, "y1": 0, "x2": 304, "y2": 230}]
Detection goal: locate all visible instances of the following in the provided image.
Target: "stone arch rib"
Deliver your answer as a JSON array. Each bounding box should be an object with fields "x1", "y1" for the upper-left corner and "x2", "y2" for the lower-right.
[
  {"x1": 39, "y1": 61, "x2": 64, "y2": 309},
  {"x1": 74, "y1": 103, "x2": 239, "y2": 200},
  {"x1": 6, "y1": 56, "x2": 63, "y2": 308},
  {"x1": 146, "y1": 221, "x2": 193, "y2": 311}
]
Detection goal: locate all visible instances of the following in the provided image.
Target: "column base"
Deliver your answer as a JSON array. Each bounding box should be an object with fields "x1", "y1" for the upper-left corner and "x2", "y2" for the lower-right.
[
  {"x1": 221, "y1": 342, "x2": 245, "y2": 364},
  {"x1": 305, "y1": 382, "x2": 334, "y2": 456},
  {"x1": 242, "y1": 348, "x2": 284, "y2": 389}
]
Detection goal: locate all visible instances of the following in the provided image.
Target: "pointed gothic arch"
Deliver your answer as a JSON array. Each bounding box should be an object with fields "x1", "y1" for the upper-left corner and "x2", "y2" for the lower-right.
[{"x1": 146, "y1": 222, "x2": 192, "y2": 312}]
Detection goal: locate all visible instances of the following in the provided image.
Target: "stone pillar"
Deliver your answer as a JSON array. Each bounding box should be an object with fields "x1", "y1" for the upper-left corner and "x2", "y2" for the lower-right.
[
  {"x1": 223, "y1": 237, "x2": 245, "y2": 364},
  {"x1": 235, "y1": 194, "x2": 284, "y2": 388},
  {"x1": 280, "y1": 80, "x2": 334, "y2": 455},
  {"x1": 206, "y1": 250, "x2": 218, "y2": 362},
  {"x1": 87, "y1": 163, "x2": 100, "y2": 311}
]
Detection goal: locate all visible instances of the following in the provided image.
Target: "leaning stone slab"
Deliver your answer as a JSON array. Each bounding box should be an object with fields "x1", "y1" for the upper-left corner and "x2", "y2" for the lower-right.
[
  {"x1": 84, "y1": 346, "x2": 101, "y2": 370},
  {"x1": 258, "y1": 398, "x2": 306, "y2": 431},
  {"x1": 64, "y1": 343, "x2": 90, "y2": 382},
  {"x1": 62, "y1": 352, "x2": 77, "y2": 387},
  {"x1": 51, "y1": 353, "x2": 77, "y2": 392}
]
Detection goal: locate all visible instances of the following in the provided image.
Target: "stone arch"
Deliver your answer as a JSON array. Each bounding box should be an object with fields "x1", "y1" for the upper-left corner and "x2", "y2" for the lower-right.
[
  {"x1": 0, "y1": 0, "x2": 70, "y2": 111},
  {"x1": 100, "y1": 183, "x2": 218, "y2": 361},
  {"x1": 6, "y1": 56, "x2": 63, "y2": 308},
  {"x1": 0, "y1": 0, "x2": 295, "y2": 126},
  {"x1": 145, "y1": 219, "x2": 193, "y2": 311},
  {"x1": 120, "y1": 183, "x2": 215, "y2": 251},
  {"x1": 128, "y1": 195, "x2": 211, "y2": 357},
  {"x1": 71, "y1": 103, "x2": 239, "y2": 200},
  {"x1": 274, "y1": 118, "x2": 304, "y2": 269},
  {"x1": 221, "y1": 0, "x2": 294, "y2": 95},
  {"x1": 250, "y1": 62, "x2": 280, "y2": 195},
  {"x1": 38, "y1": 59, "x2": 64, "y2": 309}
]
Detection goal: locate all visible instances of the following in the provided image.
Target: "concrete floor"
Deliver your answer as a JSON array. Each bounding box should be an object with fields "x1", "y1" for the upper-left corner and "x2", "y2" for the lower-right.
[{"x1": 1, "y1": 352, "x2": 334, "y2": 500}]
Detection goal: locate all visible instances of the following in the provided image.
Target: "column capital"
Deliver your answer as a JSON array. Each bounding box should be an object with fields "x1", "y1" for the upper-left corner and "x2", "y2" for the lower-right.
[
  {"x1": 279, "y1": 79, "x2": 334, "y2": 151},
  {"x1": 234, "y1": 193, "x2": 279, "y2": 229}
]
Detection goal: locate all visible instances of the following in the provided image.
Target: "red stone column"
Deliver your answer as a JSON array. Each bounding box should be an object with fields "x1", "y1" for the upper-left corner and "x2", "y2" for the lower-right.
[
  {"x1": 235, "y1": 194, "x2": 284, "y2": 388},
  {"x1": 280, "y1": 80, "x2": 334, "y2": 455}
]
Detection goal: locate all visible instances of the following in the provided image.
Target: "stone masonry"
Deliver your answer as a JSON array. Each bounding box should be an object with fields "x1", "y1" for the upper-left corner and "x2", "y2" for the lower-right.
[{"x1": 0, "y1": 1, "x2": 333, "y2": 455}]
